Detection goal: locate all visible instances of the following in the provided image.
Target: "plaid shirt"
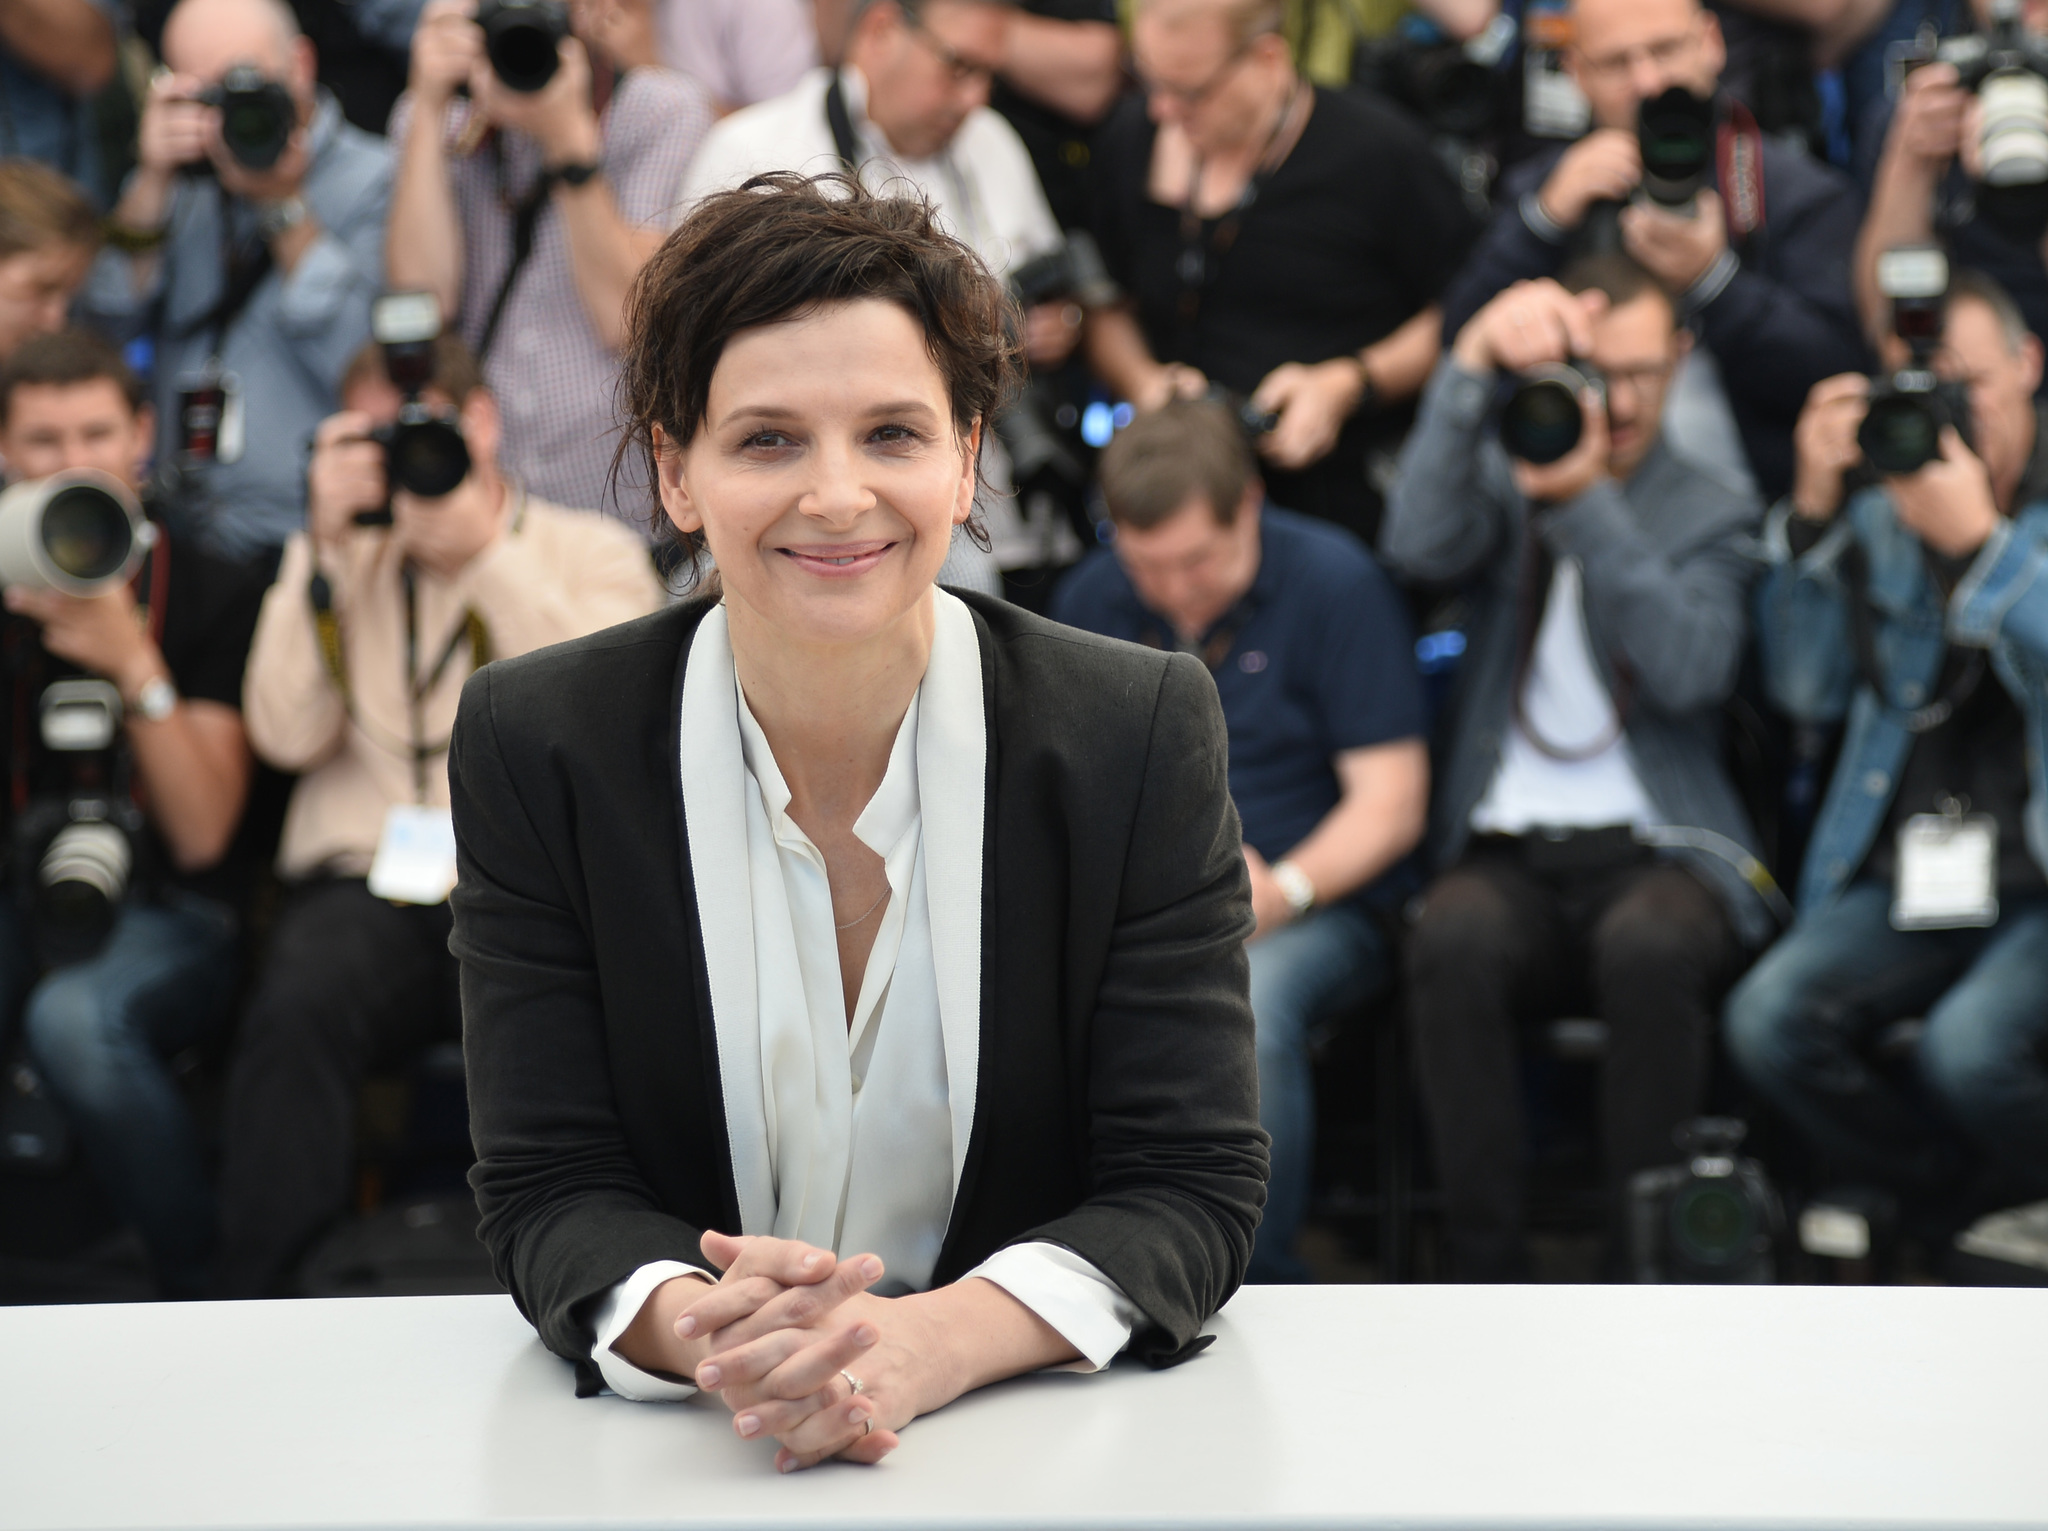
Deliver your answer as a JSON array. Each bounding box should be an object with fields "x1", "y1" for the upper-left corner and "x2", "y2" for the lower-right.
[{"x1": 392, "y1": 68, "x2": 713, "y2": 524}]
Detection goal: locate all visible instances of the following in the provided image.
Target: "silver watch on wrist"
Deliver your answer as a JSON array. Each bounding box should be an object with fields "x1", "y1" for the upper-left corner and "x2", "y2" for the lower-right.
[
  {"x1": 255, "y1": 195, "x2": 308, "y2": 241},
  {"x1": 132, "y1": 675, "x2": 178, "y2": 723},
  {"x1": 1271, "y1": 858, "x2": 1316, "y2": 919}
]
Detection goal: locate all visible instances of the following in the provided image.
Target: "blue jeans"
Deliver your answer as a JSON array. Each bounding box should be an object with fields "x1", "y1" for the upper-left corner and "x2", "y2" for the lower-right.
[
  {"x1": 1, "y1": 894, "x2": 238, "y2": 1297},
  {"x1": 1245, "y1": 900, "x2": 1389, "y2": 1283},
  {"x1": 1726, "y1": 882, "x2": 2048, "y2": 1206}
]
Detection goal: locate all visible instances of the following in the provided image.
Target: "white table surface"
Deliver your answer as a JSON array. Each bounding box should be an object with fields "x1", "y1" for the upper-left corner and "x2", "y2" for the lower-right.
[{"x1": 2, "y1": 1284, "x2": 2043, "y2": 1531}]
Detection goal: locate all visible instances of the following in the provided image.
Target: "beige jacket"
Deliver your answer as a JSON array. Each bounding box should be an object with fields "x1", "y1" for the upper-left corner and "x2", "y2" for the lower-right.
[{"x1": 245, "y1": 490, "x2": 665, "y2": 879}]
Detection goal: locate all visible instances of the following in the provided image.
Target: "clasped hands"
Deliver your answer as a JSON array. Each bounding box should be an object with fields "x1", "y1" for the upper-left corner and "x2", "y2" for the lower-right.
[{"x1": 624, "y1": 1231, "x2": 933, "y2": 1473}]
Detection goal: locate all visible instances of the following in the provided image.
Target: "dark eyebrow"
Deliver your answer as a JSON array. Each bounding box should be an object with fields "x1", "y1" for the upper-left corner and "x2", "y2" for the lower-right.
[{"x1": 715, "y1": 399, "x2": 944, "y2": 431}]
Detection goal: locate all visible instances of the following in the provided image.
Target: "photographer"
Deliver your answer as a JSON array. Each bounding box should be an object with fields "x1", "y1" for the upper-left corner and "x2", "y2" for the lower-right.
[
  {"x1": 0, "y1": 0, "x2": 118, "y2": 202},
  {"x1": 1086, "y1": 0, "x2": 1476, "y2": 545},
  {"x1": 1851, "y1": 1, "x2": 2048, "y2": 355},
  {"x1": 0, "y1": 329, "x2": 265, "y2": 1300},
  {"x1": 1437, "y1": 0, "x2": 1866, "y2": 502},
  {"x1": 1727, "y1": 271, "x2": 2048, "y2": 1220},
  {"x1": 79, "y1": 0, "x2": 392, "y2": 564},
  {"x1": 1052, "y1": 398, "x2": 1429, "y2": 1283},
  {"x1": 386, "y1": 0, "x2": 712, "y2": 518},
  {"x1": 214, "y1": 329, "x2": 662, "y2": 1297},
  {"x1": 1381, "y1": 255, "x2": 1767, "y2": 1281}
]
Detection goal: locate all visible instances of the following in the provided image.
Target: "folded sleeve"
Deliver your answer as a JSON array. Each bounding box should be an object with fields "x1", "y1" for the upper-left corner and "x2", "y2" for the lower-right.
[
  {"x1": 966, "y1": 1242, "x2": 1140, "y2": 1372},
  {"x1": 588, "y1": 1260, "x2": 715, "y2": 1401}
]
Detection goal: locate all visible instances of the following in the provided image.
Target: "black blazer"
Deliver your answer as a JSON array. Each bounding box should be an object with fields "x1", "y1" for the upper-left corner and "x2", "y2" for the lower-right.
[{"x1": 448, "y1": 592, "x2": 1268, "y2": 1378}]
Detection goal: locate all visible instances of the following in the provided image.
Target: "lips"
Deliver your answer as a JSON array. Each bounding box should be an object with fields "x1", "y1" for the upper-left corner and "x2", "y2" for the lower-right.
[{"x1": 778, "y1": 541, "x2": 895, "y2": 578}]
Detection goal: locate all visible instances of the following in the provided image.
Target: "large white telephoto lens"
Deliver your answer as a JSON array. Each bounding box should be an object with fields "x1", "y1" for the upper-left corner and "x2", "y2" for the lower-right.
[{"x1": 0, "y1": 470, "x2": 153, "y2": 596}]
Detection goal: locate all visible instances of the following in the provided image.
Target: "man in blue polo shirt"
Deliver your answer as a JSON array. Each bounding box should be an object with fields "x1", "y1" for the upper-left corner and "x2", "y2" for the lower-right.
[{"x1": 1053, "y1": 398, "x2": 1429, "y2": 1282}]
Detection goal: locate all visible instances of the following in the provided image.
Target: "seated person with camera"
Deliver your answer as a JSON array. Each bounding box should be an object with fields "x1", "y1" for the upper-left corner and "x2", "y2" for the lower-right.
[
  {"x1": 1085, "y1": 0, "x2": 1476, "y2": 546},
  {"x1": 680, "y1": 0, "x2": 1083, "y2": 587},
  {"x1": 0, "y1": 329, "x2": 266, "y2": 1299},
  {"x1": 1438, "y1": 0, "x2": 1865, "y2": 503},
  {"x1": 1052, "y1": 398, "x2": 1428, "y2": 1283},
  {"x1": 1726, "y1": 265, "x2": 2048, "y2": 1224},
  {"x1": 0, "y1": 161, "x2": 102, "y2": 373},
  {"x1": 214, "y1": 323, "x2": 664, "y2": 1297},
  {"x1": 387, "y1": 0, "x2": 712, "y2": 519},
  {"x1": 1853, "y1": 1, "x2": 2048, "y2": 359},
  {"x1": 80, "y1": 0, "x2": 392, "y2": 565},
  {"x1": 1381, "y1": 254, "x2": 1769, "y2": 1281}
]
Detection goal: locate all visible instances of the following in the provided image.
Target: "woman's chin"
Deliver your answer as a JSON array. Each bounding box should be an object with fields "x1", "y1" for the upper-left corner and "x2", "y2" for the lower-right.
[{"x1": 736, "y1": 562, "x2": 944, "y2": 648}]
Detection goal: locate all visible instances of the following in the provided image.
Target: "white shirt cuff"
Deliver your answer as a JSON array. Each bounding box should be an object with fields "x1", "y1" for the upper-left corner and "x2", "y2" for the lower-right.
[
  {"x1": 965, "y1": 1241, "x2": 1140, "y2": 1372},
  {"x1": 588, "y1": 1259, "x2": 714, "y2": 1401}
]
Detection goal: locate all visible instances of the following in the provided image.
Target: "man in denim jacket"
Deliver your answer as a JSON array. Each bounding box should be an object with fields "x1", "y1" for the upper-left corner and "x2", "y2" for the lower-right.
[
  {"x1": 1727, "y1": 271, "x2": 2048, "y2": 1220},
  {"x1": 1383, "y1": 252, "x2": 1769, "y2": 1280}
]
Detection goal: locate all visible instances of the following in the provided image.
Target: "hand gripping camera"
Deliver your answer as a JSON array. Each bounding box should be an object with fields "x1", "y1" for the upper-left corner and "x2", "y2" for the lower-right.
[
  {"x1": 475, "y1": 0, "x2": 571, "y2": 93},
  {"x1": 362, "y1": 292, "x2": 472, "y2": 521},
  {"x1": 1859, "y1": 246, "x2": 1971, "y2": 477},
  {"x1": 0, "y1": 471, "x2": 159, "y2": 965},
  {"x1": 1908, "y1": 0, "x2": 2048, "y2": 236},
  {"x1": 197, "y1": 65, "x2": 297, "y2": 171}
]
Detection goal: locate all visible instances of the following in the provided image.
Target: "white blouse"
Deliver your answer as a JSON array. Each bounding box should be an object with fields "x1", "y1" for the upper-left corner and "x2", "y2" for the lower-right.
[{"x1": 589, "y1": 592, "x2": 1139, "y2": 1401}]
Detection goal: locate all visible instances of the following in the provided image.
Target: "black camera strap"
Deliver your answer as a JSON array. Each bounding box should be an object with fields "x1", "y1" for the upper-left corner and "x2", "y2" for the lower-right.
[
  {"x1": 825, "y1": 70, "x2": 861, "y2": 169},
  {"x1": 175, "y1": 213, "x2": 276, "y2": 366},
  {"x1": 1839, "y1": 538, "x2": 1986, "y2": 734},
  {"x1": 1175, "y1": 80, "x2": 1309, "y2": 339},
  {"x1": 477, "y1": 143, "x2": 557, "y2": 365}
]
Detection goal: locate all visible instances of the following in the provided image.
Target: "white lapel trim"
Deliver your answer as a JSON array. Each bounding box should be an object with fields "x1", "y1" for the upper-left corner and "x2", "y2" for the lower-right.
[
  {"x1": 920, "y1": 589, "x2": 986, "y2": 1197},
  {"x1": 677, "y1": 605, "x2": 776, "y2": 1236}
]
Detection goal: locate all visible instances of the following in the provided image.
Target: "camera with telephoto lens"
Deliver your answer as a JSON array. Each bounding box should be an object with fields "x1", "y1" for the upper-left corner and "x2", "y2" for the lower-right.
[
  {"x1": 1499, "y1": 361, "x2": 1606, "y2": 465},
  {"x1": 1859, "y1": 245, "x2": 1973, "y2": 476},
  {"x1": 1904, "y1": 0, "x2": 2048, "y2": 237},
  {"x1": 197, "y1": 65, "x2": 297, "y2": 171},
  {"x1": 0, "y1": 471, "x2": 159, "y2": 967},
  {"x1": 475, "y1": 0, "x2": 570, "y2": 92},
  {"x1": 1006, "y1": 231, "x2": 1118, "y2": 315},
  {"x1": 1637, "y1": 86, "x2": 1716, "y2": 211},
  {"x1": 1628, "y1": 1117, "x2": 1785, "y2": 1283},
  {"x1": 1353, "y1": 12, "x2": 1517, "y2": 143},
  {"x1": 359, "y1": 292, "x2": 471, "y2": 526}
]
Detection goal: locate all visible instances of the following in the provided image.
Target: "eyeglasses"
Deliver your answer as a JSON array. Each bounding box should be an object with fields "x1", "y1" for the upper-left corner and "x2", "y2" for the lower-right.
[
  {"x1": 1138, "y1": 41, "x2": 1259, "y2": 111},
  {"x1": 1575, "y1": 26, "x2": 1702, "y2": 81},
  {"x1": 907, "y1": 20, "x2": 998, "y2": 89},
  {"x1": 1602, "y1": 360, "x2": 1676, "y2": 395}
]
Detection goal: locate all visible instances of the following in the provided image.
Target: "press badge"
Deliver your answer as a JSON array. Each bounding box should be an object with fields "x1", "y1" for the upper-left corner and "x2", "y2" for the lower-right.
[
  {"x1": 1891, "y1": 810, "x2": 1999, "y2": 931},
  {"x1": 367, "y1": 805, "x2": 458, "y2": 905}
]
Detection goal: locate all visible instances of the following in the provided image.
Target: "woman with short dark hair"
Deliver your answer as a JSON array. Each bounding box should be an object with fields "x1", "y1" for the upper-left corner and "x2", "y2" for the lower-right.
[{"x1": 449, "y1": 173, "x2": 1267, "y2": 1472}]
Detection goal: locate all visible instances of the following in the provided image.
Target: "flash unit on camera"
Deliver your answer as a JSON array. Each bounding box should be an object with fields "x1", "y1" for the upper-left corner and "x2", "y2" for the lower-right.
[{"x1": 1875, "y1": 245, "x2": 1949, "y2": 302}]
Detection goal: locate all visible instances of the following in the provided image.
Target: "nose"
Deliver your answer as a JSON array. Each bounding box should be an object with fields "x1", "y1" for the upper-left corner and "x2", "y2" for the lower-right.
[
  {"x1": 35, "y1": 295, "x2": 66, "y2": 335},
  {"x1": 798, "y1": 435, "x2": 877, "y2": 527},
  {"x1": 1631, "y1": 53, "x2": 1668, "y2": 105}
]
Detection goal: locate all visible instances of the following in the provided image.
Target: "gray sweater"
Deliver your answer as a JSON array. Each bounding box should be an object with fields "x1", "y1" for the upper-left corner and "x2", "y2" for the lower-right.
[{"x1": 1380, "y1": 359, "x2": 1774, "y2": 945}]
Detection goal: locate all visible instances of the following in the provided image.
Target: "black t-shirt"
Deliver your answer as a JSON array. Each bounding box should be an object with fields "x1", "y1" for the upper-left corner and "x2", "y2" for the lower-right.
[
  {"x1": 1090, "y1": 85, "x2": 1479, "y2": 544},
  {"x1": 989, "y1": 0, "x2": 1123, "y2": 231},
  {"x1": 2, "y1": 519, "x2": 269, "y2": 909}
]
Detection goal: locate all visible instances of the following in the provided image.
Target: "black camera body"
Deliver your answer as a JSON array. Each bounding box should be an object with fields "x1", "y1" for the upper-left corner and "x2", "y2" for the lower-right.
[
  {"x1": 476, "y1": 0, "x2": 571, "y2": 93},
  {"x1": 1006, "y1": 231, "x2": 1117, "y2": 314},
  {"x1": 1628, "y1": 1117, "x2": 1785, "y2": 1284},
  {"x1": 1859, "y1": 245, "x2": 1973, "y2": 476},
  {"x1": 198, "y1": 65, "x2": 297, "y2": 171},
  {"x1": 360, "y1": 293, "x2": 471, "y2": 522},
  {"x1": 1499, "y1": 361, "x2": 1606, "y2": 465},
  {"x1": 1355, "y1": 32, "x2": 1506, "y2": 142}
]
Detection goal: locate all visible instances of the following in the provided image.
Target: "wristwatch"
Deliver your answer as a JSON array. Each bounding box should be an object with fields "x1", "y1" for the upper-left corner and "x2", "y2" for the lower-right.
[
  {"x1": 1271, "y1": 858, "x2": 1317, "y2": 919},
  {"x1": 132, "y1": 675, "x2": 179, "y2": 724},
  {"x1": 255, "y1": 195, "x2": 309, "y2": 241},
  {"x1": 549, "y1": 160, "x2": 603, "y2": 188}
]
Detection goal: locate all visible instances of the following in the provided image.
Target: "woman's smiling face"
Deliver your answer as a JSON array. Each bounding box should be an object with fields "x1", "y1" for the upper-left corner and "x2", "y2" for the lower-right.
[{"x1": 659, "y1": 297, "x2": 979, "y2": 648}]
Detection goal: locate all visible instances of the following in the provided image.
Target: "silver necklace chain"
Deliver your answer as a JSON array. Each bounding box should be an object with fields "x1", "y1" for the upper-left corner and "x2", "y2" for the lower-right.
[{"x1": 834, "y1": 887, "x2": 889, "y2": 931}]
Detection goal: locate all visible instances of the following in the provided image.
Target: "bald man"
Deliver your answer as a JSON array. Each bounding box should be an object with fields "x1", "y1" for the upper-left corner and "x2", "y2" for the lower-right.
[
  {"x1": 80, "y1": 0, "x2": 392, "y2": 561},
  {"x1": 1437, "y1": 0, "x2": 1865, "y2": 501}
]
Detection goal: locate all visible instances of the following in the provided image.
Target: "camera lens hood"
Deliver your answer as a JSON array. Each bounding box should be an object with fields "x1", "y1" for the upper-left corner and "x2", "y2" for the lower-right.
[
  {"x1": 0, "y1": 470, "x2": 154, "y2": 598},
  {"x1": 1500, "y1": 364, "x2": 1602, "y2": 466},
  {"x1": 478, "y1": 0, "x2": 570, "y2": 93}
]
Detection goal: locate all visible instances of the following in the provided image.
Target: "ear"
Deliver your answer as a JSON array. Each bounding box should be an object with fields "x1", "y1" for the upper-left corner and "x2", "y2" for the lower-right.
[
  {"x1": 654, "y1": 424, "x2": 704, "y2": 535},
  {"x1": 133, "y1": 403, "x2": 157, "y2": 469},
  {"x1": 1697, "y1": 10, "x2": 1727, "y2": 82},
  {"x1": 291, "y1": 35, "x2": 318, "y2": 97},
  {"x1": 2021, "y1": 332, "x2": 2044, "y2": 397},
  {"x1": 1673, "y1": 326, "x2": 1695, "y2": 361},
  {"x1": 459, "y1": 387, "x2": 502, "y2": 469},
  {"x1": 953, "y1": 418, "x2": 981, "y2": 526}
]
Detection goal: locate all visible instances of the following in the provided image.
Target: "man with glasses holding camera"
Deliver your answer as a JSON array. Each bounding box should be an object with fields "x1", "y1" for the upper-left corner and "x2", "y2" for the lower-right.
[
  {"x1": 1382, "y1": 254, "x2": 1769, "y2": 1282},
  {"x1": 1438, "y1": 0, "x2": 1864, "y2": 503},
  {"x1": 1727, "y1": 267, "x2": 2048, "y2": 1234},
  {"x1": 214, "y1": 325, "x2": 662, "y2": 1298},
  {"x1": 80, "y1": 0, "x2": 392, "y2": 564},
  {"x1": 387, "y1": 0, "x2": 711, "y2": 520}
]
